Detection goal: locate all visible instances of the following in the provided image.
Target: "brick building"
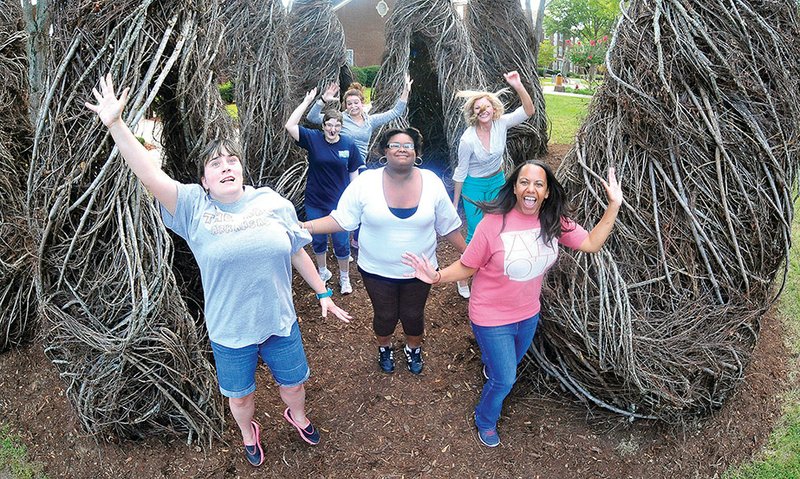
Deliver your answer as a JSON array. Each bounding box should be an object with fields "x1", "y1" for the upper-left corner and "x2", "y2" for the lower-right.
[{"x1": 332, "y1": 0, "x2": 396, "y2": 67}]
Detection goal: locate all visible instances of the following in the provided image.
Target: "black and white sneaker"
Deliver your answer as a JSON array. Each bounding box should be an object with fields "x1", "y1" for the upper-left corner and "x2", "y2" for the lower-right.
[
  {"x1": 404, "y1": 345, "x2": 423, "y2": 375},
  {"x1": 378, "y1": 346, "x2": 395, "y2": 373}
]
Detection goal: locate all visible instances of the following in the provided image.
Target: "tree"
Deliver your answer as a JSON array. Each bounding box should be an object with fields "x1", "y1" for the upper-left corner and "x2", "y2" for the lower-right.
[
  {"x1": 544, "y1": 0, "x2": 619, "y2": 40},
  {"x1": 566, "y1": 36, "x2": 607, "y2": 87},
  {"x1": 537, "y1": 40, "x2": 557, "y2": 72}
]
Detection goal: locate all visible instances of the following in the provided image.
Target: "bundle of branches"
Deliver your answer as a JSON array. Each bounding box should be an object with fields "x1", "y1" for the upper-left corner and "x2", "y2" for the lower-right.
[
  {"x1": 26, "y1": 0, "x2": 226, "y2": 442},
  {"x1": 371, "y1": 0, "x2": 486, "y2": 174},
  {"x1": 465, "y1": 0, "x2": 548, "y2": 164},
  {"x1": 0, "y1": 0, "x2": 36, "y2": 351},
  {"x1": 528, "y1": 0, "x2": 800, "y2": 420},
  {"x1": 223, "y1": 0, "x2": 306, "y2": 209}
]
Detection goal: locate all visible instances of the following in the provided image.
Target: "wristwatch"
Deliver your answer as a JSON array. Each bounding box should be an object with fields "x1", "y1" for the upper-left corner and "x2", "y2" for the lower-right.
[{"x1": 316, "y1": 288, "x2": 333, "y2": 299}]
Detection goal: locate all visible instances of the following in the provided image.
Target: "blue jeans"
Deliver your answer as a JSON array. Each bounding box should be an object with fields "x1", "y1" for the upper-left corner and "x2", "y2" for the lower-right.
[
  {"x1": 305, "y1": 205, "x2": 350, "y2": 259},
  {"x1": 471, "y1": 314, "x2": 539, "y2": 430},
  {"x1": 210, "y1": 321, "x2": 310, "y2": 397}
]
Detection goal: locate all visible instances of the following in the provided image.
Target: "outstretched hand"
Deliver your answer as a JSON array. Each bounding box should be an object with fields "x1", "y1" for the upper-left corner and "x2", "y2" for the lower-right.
[
  {"x1": 503, "y1": 70, "x2": 523, "y2": 89},
  {"x1": 321, "y1": 82, "x2": 339, "y2": 102},
  {"x1": 600, "y1": 167, "x2": 623, "y2": 207},
  {"x1": 403, "y1": 73, "x2": 413, "y2": 93},
  {"x1": 84, "y1": 73, "x2": 130, "y2": 128},
  {"x1": 303, "y1": 87, "x2": 318, "y2": 104},
  {"x1": 319, "y1": 297, "x2": 352, "y2": 323},
  {"x1": 401, "y1": 252, "x2": 438, "y2": 284}
]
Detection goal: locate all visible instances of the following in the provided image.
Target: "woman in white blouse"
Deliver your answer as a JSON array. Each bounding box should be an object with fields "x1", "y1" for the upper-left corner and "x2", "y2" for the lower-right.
[{"x1": 451, "y1": 71, "x2": 535, "y2": 298}]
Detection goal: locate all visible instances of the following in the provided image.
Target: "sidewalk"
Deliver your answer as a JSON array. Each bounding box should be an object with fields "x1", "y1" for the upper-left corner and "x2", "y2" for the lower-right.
[{"x1": 541, "y1": 84, "x2": 593, "y2": 98}]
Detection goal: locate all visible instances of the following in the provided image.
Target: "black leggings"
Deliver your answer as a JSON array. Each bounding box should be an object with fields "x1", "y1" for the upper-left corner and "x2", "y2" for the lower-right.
[{"x1": 360, "y1": 273, "x2": 432, "y2": 337}]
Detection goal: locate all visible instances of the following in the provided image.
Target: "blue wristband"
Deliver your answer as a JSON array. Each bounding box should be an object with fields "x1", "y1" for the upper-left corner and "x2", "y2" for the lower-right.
[{"x1": 316, "y1": 288, "x2": 333, "y2": 300}]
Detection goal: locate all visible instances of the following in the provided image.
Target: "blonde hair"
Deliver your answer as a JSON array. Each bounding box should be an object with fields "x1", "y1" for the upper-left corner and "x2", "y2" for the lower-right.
[
  {"x1": 456, "y1": 88, "x2": 509, "y2": 125},
  {"x1": 344, "y1": 82, "x2": 365, "y2": 102}
]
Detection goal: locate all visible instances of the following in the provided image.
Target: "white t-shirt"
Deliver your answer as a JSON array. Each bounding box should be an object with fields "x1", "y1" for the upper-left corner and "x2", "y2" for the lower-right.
[
  {"x1": 452, "y1": 106, "x2": 530, "y2": 182},
  {"x1": 331, "y1": 168, "x2": 462, "y2": 279}
]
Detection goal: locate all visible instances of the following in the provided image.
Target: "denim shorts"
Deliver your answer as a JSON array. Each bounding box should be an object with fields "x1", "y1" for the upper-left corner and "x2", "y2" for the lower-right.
[
  {"x1": 209, "y1": 321, "x2": 310, "y2": 398},
  {"x1": 305, "y1": 204, "x2": 350, "y2": 259}
]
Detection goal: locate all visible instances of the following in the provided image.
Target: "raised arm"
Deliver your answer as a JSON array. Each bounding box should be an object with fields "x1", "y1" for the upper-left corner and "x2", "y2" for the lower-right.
[
  {"x1": 85, "y1": 73, "x2": 177, "y2": 214},
  {"x1": 399, "y1": 73, "x2": 413, "y2": 102},
  {"x1": 577, "y1": 167, "x2": 623, "y2": 253},
  {"x1": 285, "y1": 88, "x2": 317, "y2": 142},
  {"x1": 504, "y1": 71, "x2": 535, "y2": 117},
  {"x1": 307, "y1": 82, "x2": 339, "y2": 125}
]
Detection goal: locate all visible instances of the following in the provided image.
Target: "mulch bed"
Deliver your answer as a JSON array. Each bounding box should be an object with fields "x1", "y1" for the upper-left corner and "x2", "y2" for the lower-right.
[{"x1": 0, "y1": 145, "x2": 792, "y2": 478}]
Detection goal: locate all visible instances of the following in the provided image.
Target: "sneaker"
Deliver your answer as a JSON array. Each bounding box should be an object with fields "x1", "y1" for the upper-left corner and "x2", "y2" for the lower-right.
[
  {"x1": 340, "y1": 277, "x2": 353, "y2": 295},
  {"x1": 318, "y1": 268, "x2": 332, "y2": 282},
  {"x1": 348, "y1": 255, "x2": 354, "y2": 262},
  {"x1": 404, "y1": 345, "x2": 423, "y2": 375},
  {"x1": 477, "y1": 427, "x2": 501, "y2": 447},
  {"x1": 457, "y1": 281, "x2": 471, "y2": 299},
  {"x1": 283, "y1": 408, "x2": 321, "y2": 445},
  {"x1": 378, "y1": 346, "x2": 395, "y2": 373},
  {"x1": 350, "y1": 239, "x2": 359, "y2": 249},
  {"x1": 244, "y1": 420, "x2": 265, "y2": 466}
]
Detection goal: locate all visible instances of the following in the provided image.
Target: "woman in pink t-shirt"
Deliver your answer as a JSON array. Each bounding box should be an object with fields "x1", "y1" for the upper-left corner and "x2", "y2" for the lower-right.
[{"x1": 403, "y1": 160, "x2": 622, "y2": 447}]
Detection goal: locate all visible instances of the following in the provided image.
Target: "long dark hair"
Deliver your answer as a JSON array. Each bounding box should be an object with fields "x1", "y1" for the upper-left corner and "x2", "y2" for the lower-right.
[{"x1": 476, "y1": 160, "x2": 573, "y2": 244}]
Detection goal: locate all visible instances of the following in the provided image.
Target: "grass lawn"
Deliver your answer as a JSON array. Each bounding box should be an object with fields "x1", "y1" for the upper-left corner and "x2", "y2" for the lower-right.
[
  {"x1": 0, "y1": 425, "x2": 45, "y2": 478},
  {"x1": 543, "y1": 93, "x2": 591, "y2": 144},
  {"x1": 723, "y1": 210, "x2": 800, "y2": 478}
]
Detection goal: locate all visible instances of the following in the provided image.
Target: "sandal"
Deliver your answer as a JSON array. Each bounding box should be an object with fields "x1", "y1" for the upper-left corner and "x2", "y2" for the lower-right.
[{"x1": 283, "y1": 408, "x2": 320, "y2": 445}]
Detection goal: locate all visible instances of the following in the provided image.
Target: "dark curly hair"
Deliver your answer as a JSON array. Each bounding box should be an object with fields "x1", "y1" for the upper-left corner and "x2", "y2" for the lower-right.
[{"x1": 378, "y1": 127, "x2": 424, "y2": 156}]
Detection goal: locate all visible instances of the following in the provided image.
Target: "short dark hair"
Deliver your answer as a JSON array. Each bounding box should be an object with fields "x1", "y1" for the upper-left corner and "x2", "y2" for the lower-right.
[
  {"x1": 378, "y1": 127, "x2": 424, "y2": 156},
  {"x1": 323, "y1": 109, "x2": 343, "y2": 124},
  {"x1": 196, "y1": 138, "x2": 245, "y2": 181},
  {"x1": 477, "y1": 160, "x2": 573, "y2": 244}
]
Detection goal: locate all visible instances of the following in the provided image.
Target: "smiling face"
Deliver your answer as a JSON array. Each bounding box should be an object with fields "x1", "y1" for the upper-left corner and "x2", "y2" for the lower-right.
[
  {"x1": 201, "y1": 145, "x2": 244, "y2": 203},
  {"x1": 472, "y1": 97, "x2": 495, "y2": 126},
  {"x1": 513, "y1": 164, "x2": 549, "y2": 216},
  {"x1": 384, "y1": 133, "x2": 417, "y2": 171},
  {"x1": 345, "y1": 94, "x2": 363, "y2": 118}
]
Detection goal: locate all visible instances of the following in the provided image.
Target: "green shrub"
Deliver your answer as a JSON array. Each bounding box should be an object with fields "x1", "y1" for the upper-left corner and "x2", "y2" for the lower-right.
[
  {"x1": 351, "y1": 65, "x2": 380, "y2": 88},
  {"x1": 218, "y1": 81, "x2": 234, "y2": 104}
]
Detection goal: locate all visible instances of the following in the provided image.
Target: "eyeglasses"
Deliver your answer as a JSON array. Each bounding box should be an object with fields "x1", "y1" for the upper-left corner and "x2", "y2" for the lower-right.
[{"x1": 387, "y1": 142, "x2": 415, "y2": 150}]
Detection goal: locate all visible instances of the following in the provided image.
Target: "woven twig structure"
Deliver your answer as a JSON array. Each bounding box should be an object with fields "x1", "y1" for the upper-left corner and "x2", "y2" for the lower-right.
[
  {"x1": 465, "y1": 0, "x2": 549, "y2": 163},
  {"x1": 528, "y1": 0, "x2": 800, "y2": 420},
  {"x1": 223, "y1": 0, "x2": 296, "y2": 191},
  {"x1": 371, "y1": 0, "x2": 486, "y2": 173},
  {"x1": 0, "y1": 0, "x2": 36, "y2": 352},
  {"x1": 26, "y1": 0, "x2": 226, "y2": 442}
]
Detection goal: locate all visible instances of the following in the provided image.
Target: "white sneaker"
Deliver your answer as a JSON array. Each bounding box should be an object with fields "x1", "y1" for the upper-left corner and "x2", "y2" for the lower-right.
[
  {"x1": 319, "y1": 268, "x2": 332, "y2": 282},
  {"x1": 348, "y1": 255, "x2": 354, "y2": 262},
  {"x1": 340, "y1": 277, "x2": 353, "y2": 295},
  {"x1": 457, "y1": 281, "x2": 470, "y2": 299}
]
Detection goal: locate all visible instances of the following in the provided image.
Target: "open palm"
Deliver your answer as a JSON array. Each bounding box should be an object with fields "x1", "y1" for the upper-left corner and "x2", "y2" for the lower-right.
[{"x1": 84, "y1": 73, "x2": 129, "y2": 128}]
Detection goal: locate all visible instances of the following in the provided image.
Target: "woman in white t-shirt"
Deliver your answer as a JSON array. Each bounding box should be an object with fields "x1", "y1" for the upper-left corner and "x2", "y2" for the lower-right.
[
  {"x1": 452, "y1": 71, "x2": 536, "y2": 299},
  {"x1": 404, "y1": 161, "x2": 622, "y2": 448},
  {"x1": 301, "y1": 128, "x2": 466, "y2": 375}
]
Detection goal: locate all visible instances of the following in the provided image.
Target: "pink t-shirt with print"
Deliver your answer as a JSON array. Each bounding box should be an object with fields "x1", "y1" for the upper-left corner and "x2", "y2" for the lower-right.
[{"x1": 459, "y1": 209, "x2": 588, "y2": 327}]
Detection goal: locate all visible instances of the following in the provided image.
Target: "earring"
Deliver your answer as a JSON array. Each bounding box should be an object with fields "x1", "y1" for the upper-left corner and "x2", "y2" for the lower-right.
[
  {"x1": 414, "y1": 156, "x2": 423, "y2": 166},
  {"x1": 378, "y1": 156, "x2": 388, "y2": 165}
]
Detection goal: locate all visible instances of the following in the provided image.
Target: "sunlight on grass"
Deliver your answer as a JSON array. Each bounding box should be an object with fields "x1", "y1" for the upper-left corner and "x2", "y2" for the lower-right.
[
  {"x1": 543, "y1": 93, "x2": 591, "y2": 145},
  {"x1": 225, "y1": 103, "x2": 238, "y2": 122},
  {"x1": 0, "y1": 425, "x2": 46, "y2": 479},
  {"x1": 724, "y1": 206, "x2": 800, "y2": 479}
]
